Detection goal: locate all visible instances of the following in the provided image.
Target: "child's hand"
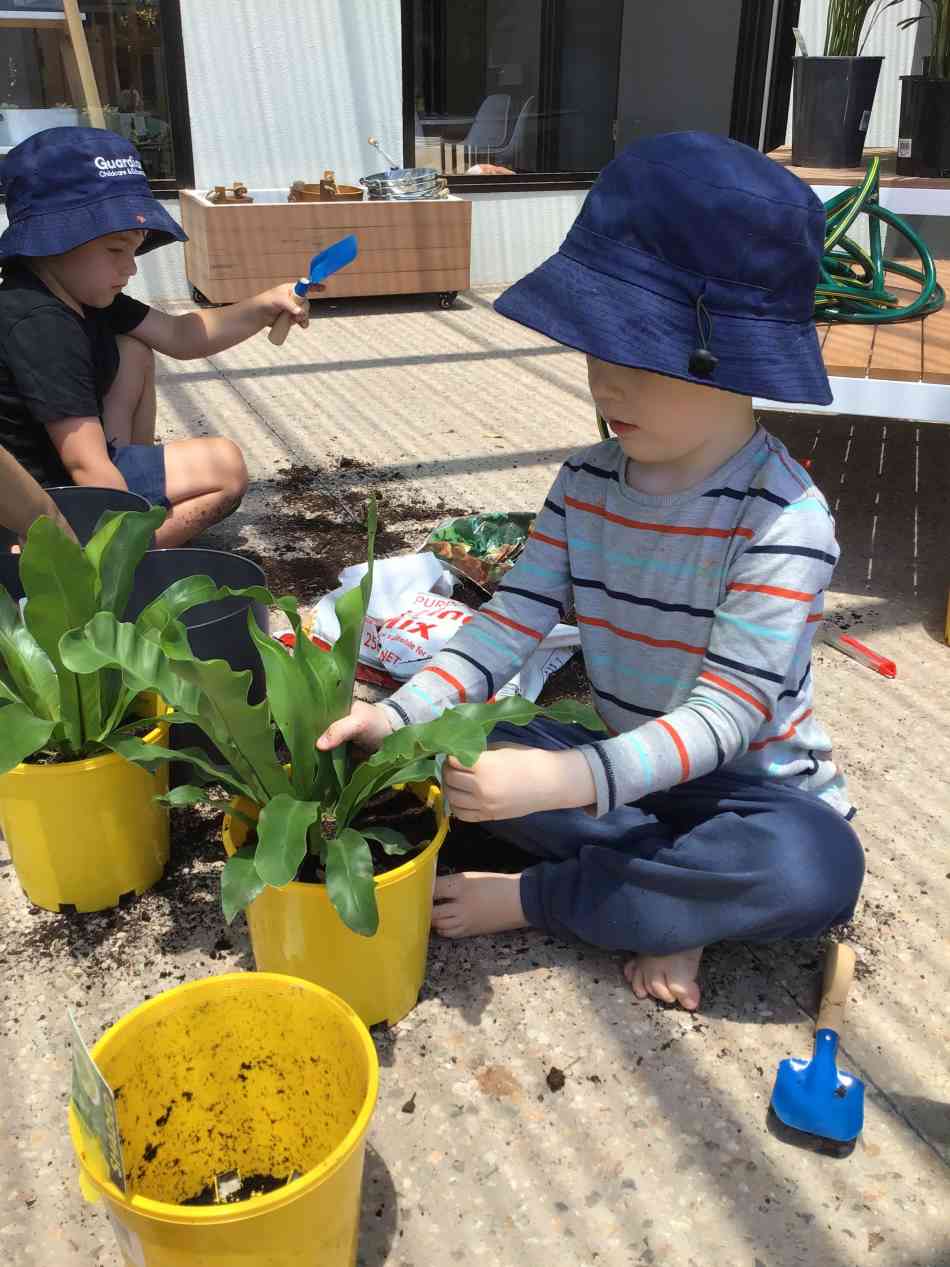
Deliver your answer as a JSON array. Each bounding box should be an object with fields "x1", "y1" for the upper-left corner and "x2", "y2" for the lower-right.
[
  {"x1": 443, "y1": 746, "x2": 596, "y2": 821},
  {"x1": 257, "y1": 281, "x2": 327, "y2": 332},
  {"x1": 317, "y1": 701, "x2": 394, "y2": 753}
]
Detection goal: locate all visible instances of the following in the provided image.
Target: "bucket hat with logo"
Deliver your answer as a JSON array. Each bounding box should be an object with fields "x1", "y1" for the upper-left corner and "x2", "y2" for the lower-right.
[{"x1": 0, "y1": 126, "x2": 185, "y2": 259}]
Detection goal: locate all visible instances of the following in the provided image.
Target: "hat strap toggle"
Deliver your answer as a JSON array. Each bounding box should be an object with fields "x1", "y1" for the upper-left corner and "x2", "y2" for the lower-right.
[{"x1": 688, "y1": 293, "x2": 719, "y2": 379}]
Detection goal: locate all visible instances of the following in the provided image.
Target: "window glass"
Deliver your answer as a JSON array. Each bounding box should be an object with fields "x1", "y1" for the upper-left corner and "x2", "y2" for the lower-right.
[
  {"x1": 412, "y1": 0, "x2": 623, "y2": 177},
  {"x1": 1, "y1": 0, "x2": 178, "y2": 181}
]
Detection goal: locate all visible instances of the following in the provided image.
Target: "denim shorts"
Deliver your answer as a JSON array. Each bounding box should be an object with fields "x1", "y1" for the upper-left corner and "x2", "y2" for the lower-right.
[{"x1": 107, "y1": 441, "x2": 169, "y2": 508}]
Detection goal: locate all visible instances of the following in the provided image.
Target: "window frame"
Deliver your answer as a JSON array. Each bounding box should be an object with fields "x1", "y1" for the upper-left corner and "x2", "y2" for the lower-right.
[
  {"x1": 0, "y1": 0, "x2": 194, "y2": 197},
  {"x1": 401, "y1": 0, "x2": 799, "y2": 194},
  {"x1": 730, "y1": 0, "x2": 800, "y2": 153},
  {"x1": 148, "y1": 0, "x2": 194, "y2": 194},
  {"x1": 400, "y1": 0, "x2": 607, "y2": 193}
]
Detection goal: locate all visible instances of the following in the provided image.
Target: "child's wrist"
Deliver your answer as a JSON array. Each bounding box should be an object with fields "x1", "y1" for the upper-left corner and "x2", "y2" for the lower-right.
[{"x1": 542, "y1": 748, "x2": 597, "y2": 813}]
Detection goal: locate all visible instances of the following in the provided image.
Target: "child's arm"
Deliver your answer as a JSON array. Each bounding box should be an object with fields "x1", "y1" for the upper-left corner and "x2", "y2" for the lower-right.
[
  {"x1": 569, "y1": 498, "x2": 839, "y2": 817},
  {"x1": 424, "y1": 496, "x2": 838, "y2": 823},
  {"x1": 45, "y1": 417, "x2": 128, "y2": 491},
  {"x1": 377, "y1": 467, "x2": 574, "y2": 733},
  {"x1": 317, "y1": 703, "x2": 597, "y2": 818},
  {"x1": 318, "y1": 466, "x2": 576, "y2": 807},
  {"x1": 129, "y1": 283, "x2": 322, "y2": 361},
  {"x1": 5, "y1": 309, "x2": 127, "y2": 493},
  {"x1": 0, "y1": 446, "x2": 76, "y2": 541}
]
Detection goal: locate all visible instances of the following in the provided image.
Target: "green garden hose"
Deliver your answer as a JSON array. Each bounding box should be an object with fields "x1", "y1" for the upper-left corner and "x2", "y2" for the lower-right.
[{"x1": 817, "y1": 155, "x2": 945, "y2": 323}]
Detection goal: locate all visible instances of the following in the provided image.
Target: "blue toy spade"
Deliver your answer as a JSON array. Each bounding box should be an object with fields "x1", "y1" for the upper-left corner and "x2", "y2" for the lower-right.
[
  {"x1": 771, "y1": 942, "x2": 865, "y2": 1144},
  {"x1": 268, "y1": 234, "x2": 359, "y2": 345}
]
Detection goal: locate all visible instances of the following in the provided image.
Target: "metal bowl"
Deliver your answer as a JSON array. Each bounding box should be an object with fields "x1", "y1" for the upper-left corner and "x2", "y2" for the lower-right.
[{"x1": 360, "y1": 166, "x2": 447, "y2": 200}]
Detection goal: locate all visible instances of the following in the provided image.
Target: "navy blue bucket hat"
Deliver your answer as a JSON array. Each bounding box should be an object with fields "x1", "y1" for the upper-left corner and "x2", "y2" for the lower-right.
[
  {"x1": 495, "y1": 132, "x2": 832, "y2": 406},
  {"x1": 0, "y1": 127, "x2": 186, "y2": 259}
]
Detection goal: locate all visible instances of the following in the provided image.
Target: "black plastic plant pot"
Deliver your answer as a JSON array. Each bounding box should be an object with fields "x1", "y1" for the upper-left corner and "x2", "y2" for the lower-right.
[
  {"x1": 897, "y1": 76, "x2": 950, "y2": 177},
  {"x1": 127, "y1": 549, "x2": 270, "y2": 762},
  {"x1": 0, "y1": 485, "x2": 149, "y2": 551},
  {"x1": 792, "y1": 56, "x2": 883, "y2": 168},
  {"x1": 47, "y1": 486, "x2": 150, "y2": 544}
]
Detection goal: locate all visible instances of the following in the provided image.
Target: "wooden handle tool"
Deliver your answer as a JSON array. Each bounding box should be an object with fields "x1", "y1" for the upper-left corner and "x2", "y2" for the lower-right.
[{"x1": 816, "y1": 942, "x2": 856, "y2": 1033}]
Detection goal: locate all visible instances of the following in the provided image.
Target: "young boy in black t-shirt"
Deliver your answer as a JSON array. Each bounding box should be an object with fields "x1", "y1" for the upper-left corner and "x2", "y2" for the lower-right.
[{"x1": 0, "y1": 128, "x2": 317, "y2": 548}]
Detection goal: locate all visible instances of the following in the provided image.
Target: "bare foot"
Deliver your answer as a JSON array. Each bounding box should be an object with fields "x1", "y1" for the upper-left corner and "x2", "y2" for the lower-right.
[
  {"x1": 431, "y1": 872, "x2": 529, "y2": 938},
  {"x1": 624, "y1": 947, "x2": 704, "y2": 1011}
]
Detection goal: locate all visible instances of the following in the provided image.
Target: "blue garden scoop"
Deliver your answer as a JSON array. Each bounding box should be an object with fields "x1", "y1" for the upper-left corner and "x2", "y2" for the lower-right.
[
  {"x1": 268, "y1": 234, "x2": 358, "y2": 345},
  {"x1": 771, "y1": 942, "x2": 865, "y2": 1144}
]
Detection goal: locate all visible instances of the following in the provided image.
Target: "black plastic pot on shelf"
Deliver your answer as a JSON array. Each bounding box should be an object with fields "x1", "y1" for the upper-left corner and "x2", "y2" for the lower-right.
[
  {"x1": 792, "y1": 56, "x2": 884, "y2": 168},
  {"x1": 127, "y1": 549, "x2": 270, "y2": 763},
  {"x1": 897, "y1": 76, "x2": 950, "y2": 177},
  {"x1": 0, "y1": 485, "x2": 149, "y2": 551}
]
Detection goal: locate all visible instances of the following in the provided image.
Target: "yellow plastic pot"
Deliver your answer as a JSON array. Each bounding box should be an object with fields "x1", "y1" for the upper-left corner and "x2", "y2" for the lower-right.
[
  {"x1": 69, "y1": 972, "x2": 378, "y2": 1267},
  {"x1": 223, "y1": 783, "x2": 449, "y2": 1027},
  {"x1": 0, "y1": 718, "x2": 170, "y2": 913}
]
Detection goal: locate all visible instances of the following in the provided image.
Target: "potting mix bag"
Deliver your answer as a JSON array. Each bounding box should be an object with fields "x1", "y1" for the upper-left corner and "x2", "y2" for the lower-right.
[{"x1": 270, "y1": 551, "x2": 579, "y2": 700}]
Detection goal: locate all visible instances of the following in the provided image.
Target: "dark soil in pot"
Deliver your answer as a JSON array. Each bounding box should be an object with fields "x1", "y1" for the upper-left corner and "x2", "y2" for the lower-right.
[
  {"x1": 22, "y1": 717, "x2": 157, "y2": 765},
  {"x1": 181, "y1": 1172, "x2": 288, "y2": 1206}
]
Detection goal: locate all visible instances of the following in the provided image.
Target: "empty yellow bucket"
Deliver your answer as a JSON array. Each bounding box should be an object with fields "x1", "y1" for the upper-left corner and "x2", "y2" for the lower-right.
[
  {"x1": 0, "y1": 720, "x2": 169, "y2": 913},
  {"x1": 223, "y1": 783, "x2": 449, "y2": 1027},
  {"x1": 69, "y1": 972, "x2": 379, "y2": 1267}
]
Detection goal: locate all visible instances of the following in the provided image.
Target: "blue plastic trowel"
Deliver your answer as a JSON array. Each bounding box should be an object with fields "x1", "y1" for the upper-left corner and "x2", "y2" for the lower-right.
[
  {"x1": 268, "y1": 234, "x2": 358, "y2": 345},
  {"x1": 771, "y1": 942, "x2": 865, "y2": 1145}
]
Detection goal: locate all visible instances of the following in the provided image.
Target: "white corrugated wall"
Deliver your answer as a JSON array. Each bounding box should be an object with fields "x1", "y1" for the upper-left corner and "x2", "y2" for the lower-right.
[{"x1": 785, "y1": 0, "x2": 928, "y2": 148}]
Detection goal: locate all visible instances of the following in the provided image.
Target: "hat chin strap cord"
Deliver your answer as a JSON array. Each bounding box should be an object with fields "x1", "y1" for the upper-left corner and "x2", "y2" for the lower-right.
[
  {"x1": 688, "y1": 293, "x2": 719, "y2": 379},
  {"x1": 817, "y1": 155, "x2": 945, "y2": 324}
]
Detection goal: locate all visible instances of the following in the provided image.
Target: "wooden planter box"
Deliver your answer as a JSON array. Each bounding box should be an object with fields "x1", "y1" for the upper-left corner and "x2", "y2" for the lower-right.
[{"x1": 180, "y1": 190, "x2": 472, "y2": 306}]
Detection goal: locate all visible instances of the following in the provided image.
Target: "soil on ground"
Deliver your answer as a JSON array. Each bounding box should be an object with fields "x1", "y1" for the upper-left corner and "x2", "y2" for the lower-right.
[{"x1": 235, "y1": 456, "x2": 471, "y2": 603}]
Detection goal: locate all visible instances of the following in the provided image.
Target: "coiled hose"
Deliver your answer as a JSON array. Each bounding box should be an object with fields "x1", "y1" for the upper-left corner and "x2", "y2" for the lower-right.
[{"x1": 817, "y1": 155, "x2": 945, "y2": 323}]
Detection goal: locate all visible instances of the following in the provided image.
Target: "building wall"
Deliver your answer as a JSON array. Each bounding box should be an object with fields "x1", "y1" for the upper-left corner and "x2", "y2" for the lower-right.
[
  {"x1": 467, "y1": 189, "x2": 584, "y2": 284},
  {"x1": 179, "y1": 0, "x2": 405, "y2": 191}
]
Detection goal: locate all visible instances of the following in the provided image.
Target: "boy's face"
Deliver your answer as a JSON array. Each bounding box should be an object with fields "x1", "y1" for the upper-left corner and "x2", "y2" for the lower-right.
[
  {"x1": 42, "y1": 230, "x2": 146, "y2": 308},
  {"x1": 587, "y1": 355, "x2": 732, "y2": 465}
]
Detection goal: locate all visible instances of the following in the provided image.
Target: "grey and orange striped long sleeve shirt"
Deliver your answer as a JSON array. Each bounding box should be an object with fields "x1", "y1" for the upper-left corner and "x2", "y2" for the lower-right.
[{"x1": 381, "y1": 427, "x2": 852, "y2": 819}]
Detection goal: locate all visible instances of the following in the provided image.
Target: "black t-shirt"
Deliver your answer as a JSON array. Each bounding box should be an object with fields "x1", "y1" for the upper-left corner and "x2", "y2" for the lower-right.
[{"x1": 0, "y1": 265, "x2": 150, "y2": 484}]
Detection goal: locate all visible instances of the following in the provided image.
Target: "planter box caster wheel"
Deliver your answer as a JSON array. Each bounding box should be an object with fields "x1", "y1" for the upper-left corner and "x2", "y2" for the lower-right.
[
  {"x1": 438, "y1": 291, "x2": 458, "y2": 309},
  {"x1": 191, "y1": 286, "x2": 228, "y2": 308}
]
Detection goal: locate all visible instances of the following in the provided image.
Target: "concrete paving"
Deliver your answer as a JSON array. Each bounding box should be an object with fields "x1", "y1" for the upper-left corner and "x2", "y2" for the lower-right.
[{"x1": 1, "y1": 288, "x2": 948, "y2": 1267}]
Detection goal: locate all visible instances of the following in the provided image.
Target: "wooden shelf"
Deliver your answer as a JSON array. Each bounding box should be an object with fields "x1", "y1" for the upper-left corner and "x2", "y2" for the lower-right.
[
  {"x1": 180, "y1": 191, "x2": 473, "y2": 305},
  {"x1": 769, "y1": 146, "x2": 950, "y2": 190}
]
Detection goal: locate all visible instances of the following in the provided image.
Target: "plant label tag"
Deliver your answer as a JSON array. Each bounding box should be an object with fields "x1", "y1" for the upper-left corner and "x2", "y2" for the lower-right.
[
  {"x1": 792, "y1": 27, "x2": 809, "y2": 57},
  {"x1": 107, "y1": 1212, "x2": 146, "y2": 1267},
  {"x1": 68, "y1": 1009, "x2": 126, "y2": 1193},
  {"x1": 859, "y1": 109, "x2": 871, "y2": 133},
  {"x1": 898, "y1": 137, "x2": 912, "y2": 158}
]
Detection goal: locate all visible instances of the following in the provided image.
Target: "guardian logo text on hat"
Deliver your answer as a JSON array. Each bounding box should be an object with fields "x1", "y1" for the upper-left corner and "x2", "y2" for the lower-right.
[
  {"x1": 0, "y1": 126, "x2": 186, "y2": 260},
  {"x1": 494, "y1": 132, "x2": 832, "y2": 407}
]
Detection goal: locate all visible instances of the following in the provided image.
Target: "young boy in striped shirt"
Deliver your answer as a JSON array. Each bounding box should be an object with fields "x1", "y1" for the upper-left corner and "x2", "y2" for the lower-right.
[{"x1": 319, "y1": 132, "x2": 864, "y2": 1012}]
